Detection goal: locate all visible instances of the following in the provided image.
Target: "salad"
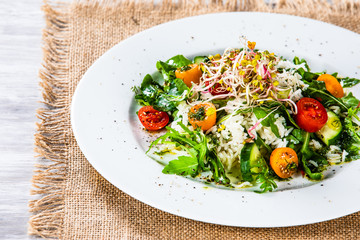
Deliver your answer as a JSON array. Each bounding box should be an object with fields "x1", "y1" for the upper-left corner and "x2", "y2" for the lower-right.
[{"x1": 132, "y1": 40, "x2": 360, "y2": 192}]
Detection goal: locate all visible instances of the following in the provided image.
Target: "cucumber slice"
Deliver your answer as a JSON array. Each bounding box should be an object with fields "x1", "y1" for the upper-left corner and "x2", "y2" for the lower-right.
[
  {"x1": 316, "y1": 111, "x2": 342, "y2": 146},
  {"x1": 276, "y1": 89, "x2": 291, "y2": 99},
  {"x1": 240, "y1": 143, "x2": 268, "y2": 182},
  {"x1": 193, "y1": 56, "x2": 208, "y2": 64}
]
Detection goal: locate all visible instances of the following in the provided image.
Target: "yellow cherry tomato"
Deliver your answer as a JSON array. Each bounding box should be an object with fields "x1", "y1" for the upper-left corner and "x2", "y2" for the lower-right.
[{"x1": 188, "y1": 102, "x2": 216, "y2": 131}]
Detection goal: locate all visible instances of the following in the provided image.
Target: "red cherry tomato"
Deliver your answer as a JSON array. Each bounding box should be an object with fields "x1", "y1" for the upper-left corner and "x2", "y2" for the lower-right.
[
  {"x1": 138, "y1": 106, "x2": 169, "y2": 131},
  {"x1": 294, "y1": 97, "x2": 328, "y2": 133},
  {"x1": 205, "y1": 81, "x2": 230, "y2": 95}
]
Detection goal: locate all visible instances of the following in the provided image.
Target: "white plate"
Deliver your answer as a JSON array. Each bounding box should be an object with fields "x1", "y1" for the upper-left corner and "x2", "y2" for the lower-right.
[{"x1": 71, "y1": 12, "x2": 360, "y2": 227}]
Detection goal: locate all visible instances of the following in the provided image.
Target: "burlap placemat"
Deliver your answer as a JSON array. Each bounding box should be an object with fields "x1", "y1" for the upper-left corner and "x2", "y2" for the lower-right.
[{"x1": 29, "y1": 0, "x2": 360, "y2": 239}]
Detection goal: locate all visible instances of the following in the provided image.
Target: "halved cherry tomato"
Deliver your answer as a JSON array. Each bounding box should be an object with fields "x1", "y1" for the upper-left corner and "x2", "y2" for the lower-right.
[
  {"x1": 138, "y1": 106, "x2": 169, "y2": 131},
  {"x1": 188, "y1": 102, "x2": 216, "y2": 131},
  {"x1": 317, "y1": 74, "x2": 344, "y2": 98},
  {"x1": 270, "y1": 147, "x2": 299, "y2": 179},
  {"x1": 205, "y1": 81, "x2": 230, "y2": 95},
  {"x1": 175, "y1": 64, "x2": 202, "y2": 87},
  {"x1": 294, "y1": 97, "x2": 328, "y2": 133}
]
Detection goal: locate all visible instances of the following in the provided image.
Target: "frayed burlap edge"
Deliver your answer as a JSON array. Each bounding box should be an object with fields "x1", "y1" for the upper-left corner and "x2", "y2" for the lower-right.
[
  {"x1": 28, "y1": 2, "x2": 69, "y2": 239},
  {"x1": 72, "y1": 0, "x2": 360, "y2": 21},
  {"x1": 29, "y1": 0, "x2": 360, "y2": 239}
]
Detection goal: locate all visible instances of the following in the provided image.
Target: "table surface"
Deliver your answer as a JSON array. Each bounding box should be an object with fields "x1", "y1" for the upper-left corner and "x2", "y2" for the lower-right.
[
  {"x1": 0, "y1": 0, "x2": 44, "y2": 239},
  {"x1": 2, "y1": 0, "x2": 360, "y2": 239}
]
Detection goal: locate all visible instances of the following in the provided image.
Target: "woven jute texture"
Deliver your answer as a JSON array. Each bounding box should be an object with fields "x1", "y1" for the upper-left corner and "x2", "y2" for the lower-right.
[{"x1": 29, "y1": 0, "x2": 360, "y2": 239}]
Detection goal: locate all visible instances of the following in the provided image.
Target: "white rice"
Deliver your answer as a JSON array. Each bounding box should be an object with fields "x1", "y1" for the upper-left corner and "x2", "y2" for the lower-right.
[
  {"x1": 277, "y1": 60, "x2": 305, "y2": 70},
  {"x1": 274, "y1": 117, "x2": 288, "y2": 137},
  {"x1": 210, "y1": 114, "x2": 248, "y2": 170},
  {"x1": 276, "y1": 68, "x2": 307, "y2": 91},
  {"x1": 285, "y1": 127, "x2": 294, "y2": 137},
  {"x1": 341, "y1": 150, "x2": 349, "y2": 162},
  {"x1": 255, "y1": 115, "x2": 289, "y2": 148},
  {"x1": 308, "y1": 160, "x2": 319, "y2": 167},
  {"x1": 328, "y1": 106, "x2": 341, "y2": 115},
  {"x1": 210, "y1": 110, "x2": 290, "y2": 170},
  {"x1": 309, "y1": 139, "x2": 322, "y2": 150},
  {"x1": 326, "y1": 145, "x2": 343, "y2": 164},
  {"x1": 290, "y1": 89, "x2": 304, "y2": 102}
]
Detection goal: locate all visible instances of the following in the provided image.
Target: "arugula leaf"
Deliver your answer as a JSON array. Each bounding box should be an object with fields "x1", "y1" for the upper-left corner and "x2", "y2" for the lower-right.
[
  {"x1": 162, "y1": 155, "x2": 198, "y2": 176},
  {"x1": 254, "y1": 136, "x2": 272, "y2": 160},
  {"x1": 217, "y1": 107, "x2": 252, "y2": 124},
  {"x1": 340, "y1": 131, "x2": 360, "y2": 162},
  {"x1": 285, "y1": 128, "x2": 305, "y2": 150},
  {"x1": 301, "y1": 71, "x2": 321, "y2": 81},
  {"x1": 293, "y1": 56, "x2": 310, "y2": 71},
  {"x1": 299, "y1": 132, "x2": 328, "y2": 180},
  {"x1": 240, "y1": 142, "x2": 276, "y2": 193},
  {"x1": 253, "y1": 107, "x2": 280, "y2": 137},
  {"x1": 296, "y1": 65, "x2": 360, "y2": 89},
  {"x1": 303, "y1": 80, "x2": 351, "y2": 111},
  {"x1": 339, "y1": 77, "x2": 360, "y2": 88},
  {"x1": 208, "y1": 150, "x2": 230, "y2": 185},
  {"x1": 346, "y1": 108, "x2": 360, "y2": 141},
  {"x1": 261, "y1": 101, "x2": 299, "y2": 129},
  {"x1": 278, "y1": 104, "x2": 300, "y2": 128},
  {"x1": 292, "y1": 57, "x2": 327, "y2": 81},
  {"x1": 287, "y1": 135, "x2": 300, "y2": 144},
  {"x1": 338, "y1": 108, "x2": 360, "y2": 161},
  {"x1": 151, "y1": 122, "x2": 230, "y2": 185},
  {"x1": 286, "y1": 135, "x2": 299, "y2": 149},
  {"x1": 292, "y1": 129, "x2": 305, "y2": 142},
  {"x1": 255, "y1": 172, "x2": 277, "y2": 193}
]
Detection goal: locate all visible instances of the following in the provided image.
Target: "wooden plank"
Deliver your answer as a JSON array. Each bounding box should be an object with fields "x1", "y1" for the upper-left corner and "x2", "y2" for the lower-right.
[{"x1": 0, "y1": 0, "x2": 44, "y2": 239}]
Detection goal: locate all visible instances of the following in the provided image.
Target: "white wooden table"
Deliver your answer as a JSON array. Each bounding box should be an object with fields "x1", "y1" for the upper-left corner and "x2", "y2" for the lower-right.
[{"x1": 0, "y1": 0, "x2": 43, "y2": 239}]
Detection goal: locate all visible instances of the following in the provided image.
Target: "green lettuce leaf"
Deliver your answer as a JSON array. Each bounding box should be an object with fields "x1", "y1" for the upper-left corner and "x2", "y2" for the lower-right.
[
  {"x1": 342, "y1": 92, "x2": 360, "y2": 109},
  {"x1": 156, "y1": 61, "x2": 176, "y2": 81},
  {"x1": 166, "y1": 55, "x2": 192, "y2": 68},
  {"x1": 133, "y1": 71, "x2": 189, "y2": 112}
]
